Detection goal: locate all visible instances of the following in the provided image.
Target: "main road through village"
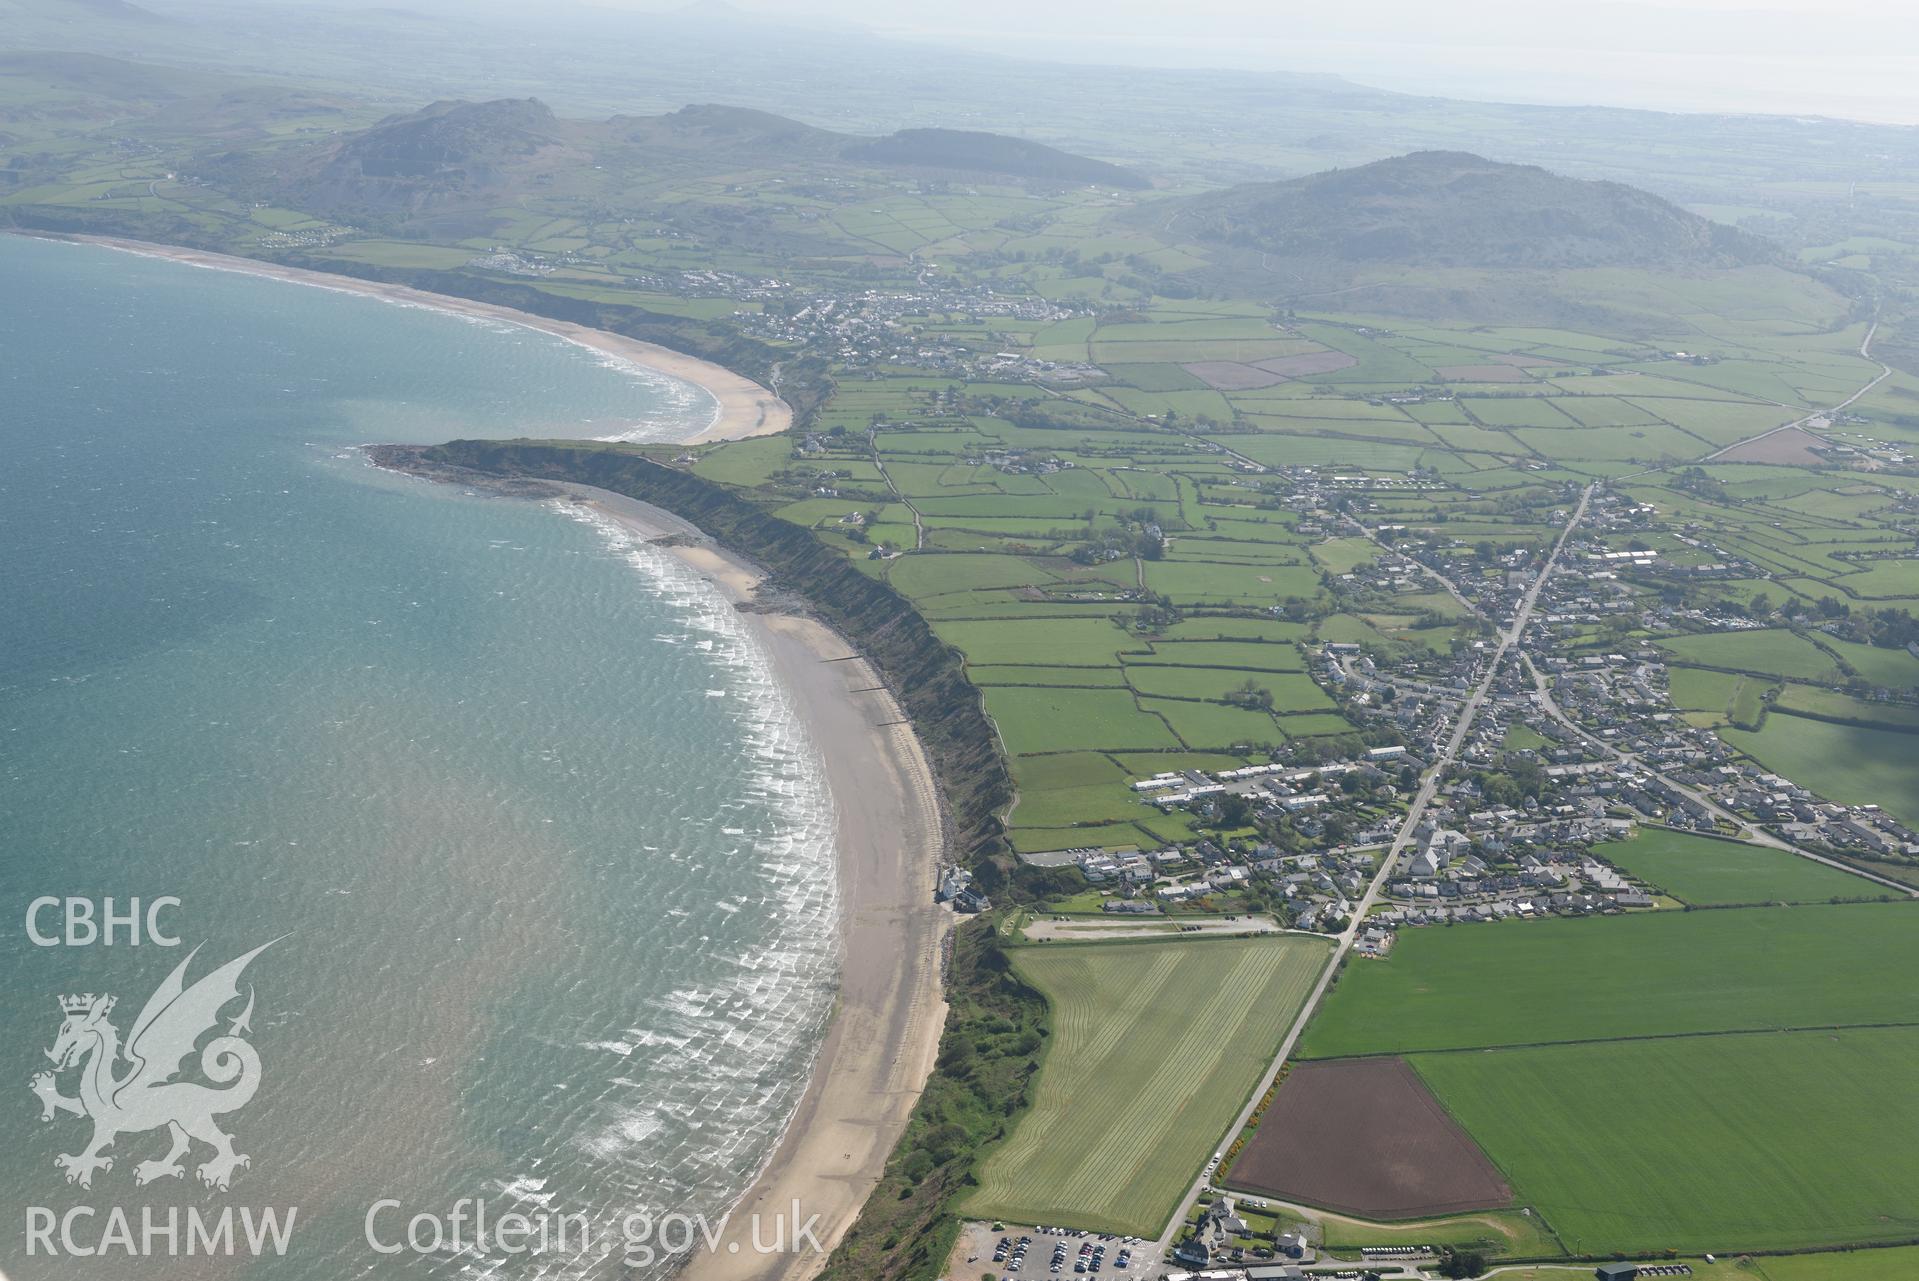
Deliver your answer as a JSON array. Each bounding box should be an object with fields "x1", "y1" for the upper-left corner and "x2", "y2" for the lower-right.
[{"x1": 1154, "y1": 484, "x2": 1597, "y2": 1251}]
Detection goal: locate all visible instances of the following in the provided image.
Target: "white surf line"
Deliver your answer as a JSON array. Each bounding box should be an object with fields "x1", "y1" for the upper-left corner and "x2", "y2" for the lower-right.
[{"x1": 1155, "y1": 486, "x2": 1596, "y2": 1251}]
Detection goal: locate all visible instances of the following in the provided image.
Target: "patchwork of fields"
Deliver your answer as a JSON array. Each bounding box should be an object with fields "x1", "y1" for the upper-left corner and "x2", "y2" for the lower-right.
[
  {"x1": 732, "y1": 289, "x2": 1919, "y2": 1264},
  {"x1": 1622, "y1": 470, "x2": 1919, "y2": 626},
  {"x1": 673, "y1": 263, "x2": 1919, "y2": 1270},
  {"x1": 291, "y1": 163, "x2": 1919, "y2": 1267},
  {"x1": 19, "y1": 44, "x2": 1919, "y2": 1278},
  {"x1": 965, "y1": 935, "x2": 1331, "y2": 1236},
  {"x1": 1289, "y1": 898, "x2": 1919, "y2": 1255},
  {"x1": 686, "y1": 268, "x2": 1919, "y2": 889},
  {"x1": 750, "y1": 409, "x2": 1433, "y2": 855}
]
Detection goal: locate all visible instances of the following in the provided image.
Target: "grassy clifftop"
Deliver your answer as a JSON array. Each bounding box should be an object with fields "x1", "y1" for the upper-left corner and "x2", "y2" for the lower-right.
[
  {"x1": 420, "y1": 439, "x2": 1011, "y2": 865},
  {"x1": 410, "y1": 439, "x2": 1070, "y2": 1280}
]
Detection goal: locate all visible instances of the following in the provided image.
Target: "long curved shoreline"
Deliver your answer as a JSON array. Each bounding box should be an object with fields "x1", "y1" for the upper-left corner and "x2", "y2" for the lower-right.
[
  {"x1": 53, "y1": 228, "x2": 945, "y2": 1276},
  {"x1": 15, "y1": 230, "x2": 937, "y2": 1275},
  {"x1": 13, "y1": 232, "x2": 792, "y2": 445},
  {"x1": 568, "y1": 489, "x2": 949, "y2": 1281}
]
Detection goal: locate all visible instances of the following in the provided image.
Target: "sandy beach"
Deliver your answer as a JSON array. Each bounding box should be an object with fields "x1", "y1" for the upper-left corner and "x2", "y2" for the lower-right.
[
  {"x1": 19, "y1": 233, "x2": 791, "y2": 446},
  {"x1": 561, "y1": 487, "x2": 949, "y2": 1281},
  {"x1": 35, "y1": 225, "x2": 941, "y2": 1275}
]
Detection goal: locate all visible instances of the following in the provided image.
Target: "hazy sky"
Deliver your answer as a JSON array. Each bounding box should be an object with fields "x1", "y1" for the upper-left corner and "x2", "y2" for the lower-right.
[{"x1": 610, "y1": 0, "x2": 1919, "y2": 124}]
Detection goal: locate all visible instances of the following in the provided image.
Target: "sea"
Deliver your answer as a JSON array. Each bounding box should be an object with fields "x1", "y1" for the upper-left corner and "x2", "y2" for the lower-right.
[{"x1": 0, "y1": 234, "x2": 840, "y2": 1279}]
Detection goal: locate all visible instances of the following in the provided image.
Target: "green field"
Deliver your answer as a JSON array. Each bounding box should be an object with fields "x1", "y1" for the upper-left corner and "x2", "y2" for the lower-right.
[
  {"x1": 1594, "y1": 827, "x2": 1881, "y2": 905},
  {"x1": 1126, "y1": 641, "x2": 1307, "y2": 671},
  {"x1": 1125, "y1": 666, "x2": 1332, "y2": 710},
  {"x1": 967, "y1": 935, "x2": 1331, "y2": 1235},
  {"x1": 1820, "y1": 636, "x2": 1919, "y2": 690},
  {"x1": 1668, "y1": 666, "x2": 1772, "y2": 727},
  {"x1": 1299, "y1": 904, "x2": 1919, "y2": 1058},
  {"x1": 1657, "y1": 629, "x2": 1842, "y2": 682},
  {"x1": 938, "y1": 618, "x2": 1144, "y2": 667},
  {"x1": 984, "y1": 686, "x2": 1180, "y2": 754},
  {"x1": 1726, "y1": 717, "x2": 1919, "y2": 829},
  {"x1": 1413, "y1": 1027, "x2": 1919, "y2": 1254},
  {"x1": 1500, "y1": 723, "x2": 1552, "y2": 751},
  {"x1": 1141, "y1": 695, "x2": 1287, "y2": 748},
  {"x1": 1773, "y1": 685, "x2": 1919, "y2": 732}
]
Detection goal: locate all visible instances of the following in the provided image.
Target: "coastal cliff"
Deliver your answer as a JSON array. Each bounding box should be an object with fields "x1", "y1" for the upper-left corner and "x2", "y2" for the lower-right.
[
  {"x1": 410, "y1": 439, "x2": 1012, "y2": 869},
  {"x1": 390, "y1": 438, "x2": 1050, "y2": 1280}
]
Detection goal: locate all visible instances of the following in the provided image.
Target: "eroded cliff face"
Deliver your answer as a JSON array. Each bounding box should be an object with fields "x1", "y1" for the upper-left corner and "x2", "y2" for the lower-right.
[{"x1": 414, "y1": 439, "x2": 1014, "y2": 871}]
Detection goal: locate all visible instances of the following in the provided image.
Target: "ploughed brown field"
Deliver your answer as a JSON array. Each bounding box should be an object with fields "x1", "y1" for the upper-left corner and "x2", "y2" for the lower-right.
[
  {"x1": 1227, "y1": 1057, "x2": 1512, "y2": 1218},
  {"x1": 1254, "y1": 350, "x2": 1358, "y2": 377},
  {"x1": 1183, "y1": 360, "x2": 1288, "y2": 390},
  {"x1": 1714, "y1": 425, "x2": 1827, "y2": 464},
  {"x1": 1434, "y1": 364, "x2": 1528, "y2": 382}
]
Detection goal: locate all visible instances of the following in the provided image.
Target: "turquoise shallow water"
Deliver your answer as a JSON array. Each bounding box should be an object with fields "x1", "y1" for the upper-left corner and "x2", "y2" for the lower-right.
[{"x1": 0, "y1": 236, "x2": 839, "y2": 1278}]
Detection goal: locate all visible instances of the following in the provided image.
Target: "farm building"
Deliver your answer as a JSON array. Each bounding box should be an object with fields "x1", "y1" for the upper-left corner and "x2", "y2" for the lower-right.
[{"x1": 1596, "y1": 1265, "x2": 1639, "y2": 1281}]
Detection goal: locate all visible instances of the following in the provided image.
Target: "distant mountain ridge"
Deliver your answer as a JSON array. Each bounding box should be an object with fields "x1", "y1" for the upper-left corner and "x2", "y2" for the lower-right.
[
  {"x1": 235, "y1": 97, "x2": 1148, "y2": 225},
  {"x1": 842, "y1": 128, "x2": 1148, "y2": 189},
  {"x1": 613, "y1": 103, "x2": 847, "y2": 155},
  {"x1": 1174, "y1": 151, "x2": 1771, "y2": 269}
]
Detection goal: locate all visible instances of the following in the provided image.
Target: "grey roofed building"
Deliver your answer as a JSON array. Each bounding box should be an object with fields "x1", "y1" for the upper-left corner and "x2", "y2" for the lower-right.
[{"x1": 1170, "y1": 1237, "x2": 1211, "y2": 1267}]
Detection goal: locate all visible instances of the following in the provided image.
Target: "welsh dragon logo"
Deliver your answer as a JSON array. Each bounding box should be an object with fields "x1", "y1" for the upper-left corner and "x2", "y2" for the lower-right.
[{"x1": 31, "y1": 941, "x2": 275, "y2": 1192}]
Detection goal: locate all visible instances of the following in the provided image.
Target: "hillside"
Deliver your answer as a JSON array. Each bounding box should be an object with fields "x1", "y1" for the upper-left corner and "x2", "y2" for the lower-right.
[
  {"x1": 203, "y1": 96, "x2": 1153, "y2": 230},
  {"x1": 1173, "y1": 151, "x2": 1772, "y2": 269},
  {"x1": 608, "y1": 103, "x2": 845, "y2": 155},
  {"x1": 842, "y1": 128, "x2": 1149, "y2": 188},
  {"x1": 231, "y1": 97, "x2": 580, "y2": 222},
  {"x1": 317, "y1": 97, "x2": 568, "y2": 185}
]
